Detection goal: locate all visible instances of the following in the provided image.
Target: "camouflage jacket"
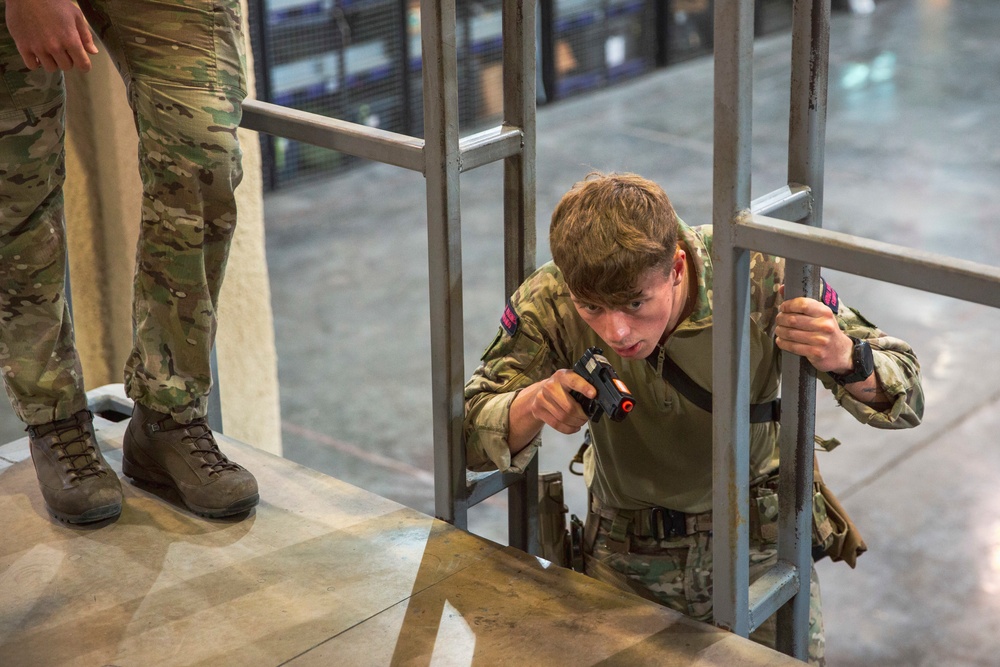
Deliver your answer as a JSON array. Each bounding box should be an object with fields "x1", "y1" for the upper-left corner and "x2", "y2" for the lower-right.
[{"x1": 464, "y1": 222, "x2": 924, "y2": 513}]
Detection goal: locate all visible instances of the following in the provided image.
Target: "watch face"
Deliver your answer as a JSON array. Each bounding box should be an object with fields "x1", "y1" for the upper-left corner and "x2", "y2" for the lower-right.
[{"x1": 832, "y1": 337, "x2": 874, "y2": 385}]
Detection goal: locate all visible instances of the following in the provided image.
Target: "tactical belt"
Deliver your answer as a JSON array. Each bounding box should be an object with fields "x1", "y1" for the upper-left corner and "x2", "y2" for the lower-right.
[{"x1": 591, "y1": 495, "x2": 713, "y2": 543}]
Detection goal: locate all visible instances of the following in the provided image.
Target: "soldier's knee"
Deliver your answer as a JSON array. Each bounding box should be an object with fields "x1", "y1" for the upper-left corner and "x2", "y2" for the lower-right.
[{"x1": 137, "y1": 119, "x2": 243, "y2": 200}]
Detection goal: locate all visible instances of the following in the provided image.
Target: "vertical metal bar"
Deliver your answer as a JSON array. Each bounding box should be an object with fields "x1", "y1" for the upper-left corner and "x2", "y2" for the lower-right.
[
  {"x1": 501, "y1": 0, "x2": 539, "y2": 554},
  {"x1": 787, "y1": 0, "x2": 830, "y2": 208},
  {"x1": 508, "y1": 456, "x2": 539, "y2": 552},
  {"x1": 501, "y1": 3, "x2": 536, "y2": 295},
  {"x1": 776, "y1": 0, "x2": 831, "y2": 658},
  {"x1": 711, "y1": 0, "x2": 755, "y2": 637},
  {"x1": 423, "y1": 0, "x2": 468, "y2": 529},
  {"x1": 774, "y1": 256, "x2": 815, "y2": 657}
]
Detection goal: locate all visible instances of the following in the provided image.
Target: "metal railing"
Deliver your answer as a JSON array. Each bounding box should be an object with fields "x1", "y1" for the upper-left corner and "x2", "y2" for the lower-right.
[
  {"x1": 240, "y1": 0, "x2": 539, "y2": 553},
  {"x1": 711, "y1": 0, "x2": 1000, "y2": 659}
]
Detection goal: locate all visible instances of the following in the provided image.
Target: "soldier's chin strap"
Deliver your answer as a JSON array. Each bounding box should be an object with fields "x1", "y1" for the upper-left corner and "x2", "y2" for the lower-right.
[{"x1": 649, "y1": 351, "x2": 782, "y2": 423}]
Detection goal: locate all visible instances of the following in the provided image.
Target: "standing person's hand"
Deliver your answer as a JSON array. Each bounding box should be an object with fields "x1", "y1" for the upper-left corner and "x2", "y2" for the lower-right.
[{"x1": 6, "y1": 0, "x2": 98, "y2": 72}]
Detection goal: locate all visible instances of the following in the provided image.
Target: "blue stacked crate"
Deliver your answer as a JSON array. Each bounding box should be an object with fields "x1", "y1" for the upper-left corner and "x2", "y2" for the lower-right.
[
  {"x1": 249, "y1": 0, "x2": 405, "y2": 187},
  {"x1": 249, "y1": 0, "x2": 343, "y2": 186},
  {"x1": 464, "y1": 0, "x2": 505, "y2": 128},
  {"x1": 660, "y1": 0, "x2": 713, "y2": 65},
  {"x1": 756, "y1": 0, "x2": 793, "y2": 36},
  {"x1": 548, "y1": 0, "x2": 605, "y2": 99},
  {"x1": 542, "y1": 0, "x2": 657, "y2": 102},
  {"x1": 405, "y1": 0, "x2": 424, "y2": 135},
  {"x1": 405, "y1": 1, "x2": 483, "y2": 137},
  {"x1": 604, "y1": 0, "x2": 656, "y2": 83},
  {"x1": 339, "y1": 0, "x2": 406, "y2": 142}
]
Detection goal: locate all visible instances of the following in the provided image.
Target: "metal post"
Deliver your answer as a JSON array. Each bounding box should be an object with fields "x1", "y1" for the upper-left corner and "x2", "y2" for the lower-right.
[
  {"x1": 501, "y1": 0, "x2": 539, "y2": 553},
  {"x1": 422, "y1": 0, "x2": 468, "y2": 529},
  {"x1": 775, "y1": 0, "x2": 831, "y2": 658},
  {"x1": 711, "y1": 0, "x2": 756, "y2": 637}
]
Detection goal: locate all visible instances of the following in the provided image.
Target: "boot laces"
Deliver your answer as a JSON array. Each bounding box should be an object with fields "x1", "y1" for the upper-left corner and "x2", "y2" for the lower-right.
[
  {"x1": 182, "y1": 420, "x2": 243, "y2": 476},
  {"x1": 36, "y1": 421, "x2": 105, "y2": 481}
]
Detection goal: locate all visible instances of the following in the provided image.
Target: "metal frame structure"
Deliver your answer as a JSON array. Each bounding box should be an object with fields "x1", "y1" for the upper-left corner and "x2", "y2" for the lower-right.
[
  {"x1": 237, "y1": 0, "x2": 1000, "y2": 659},
  {"x1": 712, "y1": 0, "x2": 1000, "y2": 659},
  {"x1": 240, "y1": 0, "x2": 539, "y2": 553}
]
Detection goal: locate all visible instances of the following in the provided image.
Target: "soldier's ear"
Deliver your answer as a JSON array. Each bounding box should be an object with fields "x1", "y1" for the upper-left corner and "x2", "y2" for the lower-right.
[{"x1": 672, "y1": 250, "x2": 686, "y2": 285}]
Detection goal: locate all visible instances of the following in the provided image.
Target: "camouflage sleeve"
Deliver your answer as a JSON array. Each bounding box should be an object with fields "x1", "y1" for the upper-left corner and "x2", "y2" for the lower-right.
[
  {"x1": 749, "y1": 250, "x2": 923, "y2": 428},
  {"x1": 749, "y1": 251, "x2": 785, "y2": 334},
  {"x1": 464, "y1": 283, "x2": 561, "y2": 472},
  {"x1": 821, "y1": 299, "x2": 924, "y2": 429}
]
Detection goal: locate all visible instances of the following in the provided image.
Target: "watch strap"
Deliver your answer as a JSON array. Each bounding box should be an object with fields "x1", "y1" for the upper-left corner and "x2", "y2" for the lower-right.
[{"x1": 829, "y1": 336, "x2": 874, "y2": 385}]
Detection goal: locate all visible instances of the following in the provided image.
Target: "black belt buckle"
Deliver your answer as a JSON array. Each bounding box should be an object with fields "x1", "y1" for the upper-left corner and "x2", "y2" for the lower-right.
[{"x1": 650, "y1": 506, "x2": 688, "y2": 539}]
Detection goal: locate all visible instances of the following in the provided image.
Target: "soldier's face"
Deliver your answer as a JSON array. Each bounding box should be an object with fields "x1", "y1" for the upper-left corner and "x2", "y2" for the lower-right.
[{"x1": 570, "y1": 252, "x2": 688, "y2": 360}]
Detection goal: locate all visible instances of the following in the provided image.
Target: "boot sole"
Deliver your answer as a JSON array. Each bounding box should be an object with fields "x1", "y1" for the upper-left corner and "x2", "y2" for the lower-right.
[
  {"x1": 49, "y1": 502, "x2": 122, "y2": 525},
  {"x1": 122, "y1": 441, "x2": 259, "y2": 519}
]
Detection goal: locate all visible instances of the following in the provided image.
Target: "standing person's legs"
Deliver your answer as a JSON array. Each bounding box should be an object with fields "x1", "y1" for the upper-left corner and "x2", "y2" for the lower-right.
[
  {"x1": 0, "y1": 1, "x2": 121, "y2": 523},
  {"x1": 79, "y1": 0, "x2": 257, "y2": 517},
  {"x1": 80, "y1": 0, "x2": 245, "y2": 418}
]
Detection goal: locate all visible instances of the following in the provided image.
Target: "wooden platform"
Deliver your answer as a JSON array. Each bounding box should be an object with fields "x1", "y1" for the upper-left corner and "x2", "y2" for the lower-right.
[{"x1": 0, "y1": 391, "x2": 799, "y2": 666}]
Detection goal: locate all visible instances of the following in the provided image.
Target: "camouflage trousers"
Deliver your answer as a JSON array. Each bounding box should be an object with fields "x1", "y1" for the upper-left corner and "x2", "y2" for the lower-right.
[
  {"x1": 0, "y1": 0, "x2": 246, "y2": 424},
  {"x1": 586, "y1": 514, "x2": 826, "y2": 665}
]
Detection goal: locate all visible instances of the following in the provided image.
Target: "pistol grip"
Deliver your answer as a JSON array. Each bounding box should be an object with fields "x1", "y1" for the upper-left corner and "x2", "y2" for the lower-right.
[{"x1": 570, "y1": 390, "x2": 603, "y2": 423}]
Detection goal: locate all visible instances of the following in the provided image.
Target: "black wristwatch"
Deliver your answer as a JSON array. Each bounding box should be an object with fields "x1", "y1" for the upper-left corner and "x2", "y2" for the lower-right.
[{"x1": 829, "y1": 336, "x2": 874, "y2": 385}]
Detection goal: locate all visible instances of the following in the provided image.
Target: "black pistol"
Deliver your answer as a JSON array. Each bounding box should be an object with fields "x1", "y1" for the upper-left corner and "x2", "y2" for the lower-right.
[{"x1": 571, "y1": 347, "x2": 636, "y2": 423}]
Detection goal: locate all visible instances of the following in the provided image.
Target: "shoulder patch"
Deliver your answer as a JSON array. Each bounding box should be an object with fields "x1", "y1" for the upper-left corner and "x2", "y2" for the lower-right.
[
  {"x1": 501, "y1": 299, "x2": 519, "y2": 336},
  {"x1": 820, "y1": 277, "x2": 839, "y2": 313}
]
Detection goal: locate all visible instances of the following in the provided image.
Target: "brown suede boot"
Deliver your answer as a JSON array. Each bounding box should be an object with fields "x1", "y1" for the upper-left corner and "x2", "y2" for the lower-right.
[
  {"x1": 122, "y1": 402, "x2": 259, "y2": 518},
  {"x1": 28, "y1": 410, "x2": 123, "y2": 524}
]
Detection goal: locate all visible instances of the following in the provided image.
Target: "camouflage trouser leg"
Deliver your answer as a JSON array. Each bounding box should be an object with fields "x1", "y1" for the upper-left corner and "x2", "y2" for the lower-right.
[
  {"x1": 79, "y1": 0, "x2": 247, "y2": 422},
  {"x1": 588, "y1": 516, "x2": 826, "y2": 665},
  {"x1": 0, "y1": 10, "x2": 88, "y2": 425}
]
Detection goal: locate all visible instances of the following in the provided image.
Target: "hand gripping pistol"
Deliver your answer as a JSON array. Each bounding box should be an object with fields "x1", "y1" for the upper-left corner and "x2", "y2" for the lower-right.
[{"x1": 570, "y1": 347, "x2": 636, "y2": 423}]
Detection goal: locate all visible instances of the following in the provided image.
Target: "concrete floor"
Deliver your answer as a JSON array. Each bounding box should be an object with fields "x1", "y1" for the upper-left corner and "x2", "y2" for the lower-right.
[{"x1": 2, "y1": 0, "x2": 999, "y2": 664}]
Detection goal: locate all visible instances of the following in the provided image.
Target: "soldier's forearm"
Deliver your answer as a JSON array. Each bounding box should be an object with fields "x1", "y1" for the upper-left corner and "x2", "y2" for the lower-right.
[
  {"x1": 842, "y1": 373, "x2": 892, "y2": 410},
  {"x1": 508, "y1": 386, "x2": 545, "y2": 455}
]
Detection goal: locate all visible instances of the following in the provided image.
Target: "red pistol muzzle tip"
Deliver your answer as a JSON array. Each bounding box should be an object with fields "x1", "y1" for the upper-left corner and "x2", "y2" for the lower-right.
[{"x1": 621, "y1": 400, "x2": 634, "y2": 413}]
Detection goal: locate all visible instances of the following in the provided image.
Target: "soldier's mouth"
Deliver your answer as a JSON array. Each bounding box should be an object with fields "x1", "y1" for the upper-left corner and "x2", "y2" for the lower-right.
[{"x1": 613, "y1": 342, "x2": 642, "y2": 357}]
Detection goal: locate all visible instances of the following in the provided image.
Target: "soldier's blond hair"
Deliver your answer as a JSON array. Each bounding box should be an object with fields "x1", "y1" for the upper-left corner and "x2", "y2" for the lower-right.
[{"x1": 549, "y1": 172, "x2": 679, "y2": 306}]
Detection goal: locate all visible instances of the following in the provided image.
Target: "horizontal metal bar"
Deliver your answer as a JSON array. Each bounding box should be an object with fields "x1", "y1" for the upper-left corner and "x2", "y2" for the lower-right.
[
  {"x1": 241, "y1": 99, "x2": 425, "y2": 172},
  {"x1": 750, "y1": 184, "x2": 812, "y2": 222},
  {"x1": 465, "y1": 469, "x2": 526, "y2": 507},
  {"x1": 737, "y1": 213, "x2": 1000, "y2": 309},
  {"x1": 459, "y1": 125, "x2": 525, "y2": 172},
  {"x1": 748, "y1": 561, "x2": 799, "y2": 632}
]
